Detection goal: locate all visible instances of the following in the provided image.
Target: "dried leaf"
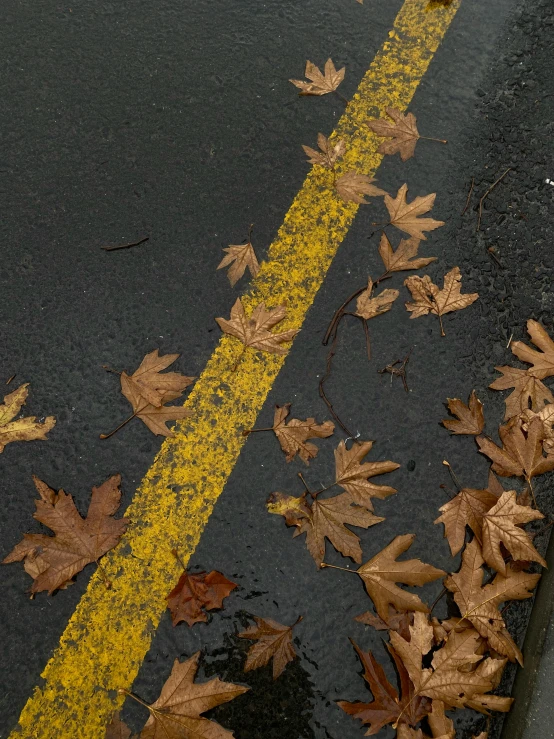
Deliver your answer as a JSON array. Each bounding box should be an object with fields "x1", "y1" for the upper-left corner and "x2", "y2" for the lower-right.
[
  {"x1": 105, "y1": 713, "x2": 134, "y2": 739},
  {"x1": 405, "y1": 267, "x2": 479, "y2": 336},
  {"x1": 427, "y1": 700, "x2": 455, "y2": 739},
  {"x1": 511, "y1": 319, "x2": 554, "y2": 379},
  {"x1": 521, "y1": 404, "x2": 554, "y2": 453},
  {"x1": 216, "y1": 298, "x2": 299, "y2": 355},
  {"x1": 302, "y1": 133, "x2": 346, "y2": 169},
  {"x1": 290, "y1": 58, "x2": 345, "y2": 96},
  {"x1": 335, "y1": 172, "x2": 387, "y2": 204},
  {"x1": 481, "y1": 490, "x2": 545, "y2": 574},
  {"x1": 167, "y1": 570, "x2": 237, "y2": 627},
  {"x1": 217, "y1": 236, "x2": 260, "y2": 287},
  {"x1": 442, "y1": 391, "x2": 485, "y2": 435},
  {"x1": 334, "y1": 440, "x2": 400, "y2": 510},
  {"x1": 366, "y1": 108, "x2": 420, "y2": 161},
  {"x1": 490, "y1": 365, "x2": 554, "y2": 420},
  {"x1": 355, "y1": 534, "x2": 445, "y2": 621},
  {"x1": 384, "y1": 184, "x2": 444, "y2": 240},
  {"x1": 3, "y1": 475, "x2": 128, "y2": 594},
  {"x1": 271, "y1": 403, "x2": 334, "y2": 463},
  {"x1": 121, "y1": 350, "x2": 194, "y2": 409},
  {"x1": 378, "y1": 233, "x2": 436, "y2": 274},
  {"x1": 355, "y1": 608, "x2": 412, "y2": 640},
  {"x1": 238, "y1": 615, "x2": 301, "y2": 679},
  {"x1": 435, "y1": 485, "x2": 498, "y2": 556},
  {"x1": 0, "y1": 383, "x2": 56, "y2": 453},
  {"x1": 140, "y1": 653, "x2": 249, "y2": 739},
  {"x1": 355, "y1": 278, "x2": 399, "y2": 320}
]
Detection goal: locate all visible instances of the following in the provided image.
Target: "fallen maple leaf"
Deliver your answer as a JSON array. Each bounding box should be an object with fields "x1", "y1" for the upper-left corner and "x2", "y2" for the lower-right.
[
  {"x1": 0, "y1": 383, "x2": 56, "y2": 453},
  {"x1": 383, "y1": 184, "x2": 444, "y2": 240},
  {"x1": 334, "y1": 440, "x2": 400, "y2": 510},
  {"x1": 3, "y1": 474, "x2": 128, "y2": 594},
  {"x1": 105, "y1": 713, "x2": 134, "y2": 739},
  {"x1": 510, "y1": 319, "x2": 554, "y2": 379},
  {"x1": 167, "y1": 568, "x2": 237, "y2": 627},
  {"x1": 137, "y1": 653, "x2": 249, "y2": 738},
  {"x1": 354, "y1": 277, "x2": 399, "y2": 320},
  {"x1": 378, "y1": 233, "x2": 436, "y2": 274},
  {"x1": 355, "y1": 607, "x2": 412, "y2": 640},
  {"x1": 290, "y1": 58, "x2": 345, "y2": 96},
  {"x1": 238, "y1": 615, "x2": 302, "y2": 679},
  {"x1": 366, "y1": 108, "x2": 446, "y2": 162},
  {"x1": 217, "y1": 225, "x2": 260, "y2": 287},
  {"x1": 216, "y1": 298, "x2": 299, "y2": 358},
  {"x1": 435, "y1": 484, "x2": 499, "y2": 556},
  {"x1": 441, "y1": 391, "x2": 485, "y2": 435},
  {"x1": 302, "y1": 133, "x2": 346, "y2": 169},
  {"x1": 404, "y1": 267, "x2": 479, "y2": 336},
  {"x1": 490, "y1": 365, "x2": 554, "y2": 420},
  {"x1": 335, "y1": 172, "x2": 387, "y2": 204},
  {"x1": 521, "y1": 404, "x2": 554, "y2": 453}
]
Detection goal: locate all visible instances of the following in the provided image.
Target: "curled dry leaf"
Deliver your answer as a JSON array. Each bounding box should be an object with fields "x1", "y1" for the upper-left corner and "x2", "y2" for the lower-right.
[
  {"x1": 427, "y1": 700, "x2": 455, "y2": 739},
  {"x1": 166, "y1": 569, "x2": 237, "y2": 627},
  {"x1": 302, "y1": 133, "x2": 346, "y2": 169},
  {"x1": 289, "y1": 58, "x2": 345, "y2": 96},
  {"x1": 334, "y1": 439, "x2": 400, "y2": 510},
  {"x1": 355, "y1": 607, "x2": 412, "y2": 640},
  {"x1": 217, "y1": 228, "x2": 260, "y2": 287},
  {"x1": 216, "y1": 298, "x2": 299, "y2": 356},
  {"x1": 335, "y1": 172, "x2": 387, "y2": 204},
  {"x1": 490, "y1": 365, "x2": 554, "y2": 420},
  {"x1": 435, "y1": 483, "x2": 499, "y2": 556},
  {"x1": 271, "y1": 403, "x2": 334, "y2": 463},
  {"x1": 379, "y1": 233, "x2": 436, "y2": 274},
  {"x1": 3, "y1": 474, "x2": 128, "y2": 594},
  {"x1": 384, "y1": 184, "x2": 444, "y2": 240},
  {"x1": 0, "y1": 383, "x2": 56, "y2": 453},
  {"x1": 442, "y1": 390, "x2": 485, "y2": 435},
  {"x1": 355, "y1": 277, "x2": 399, "y2": 320},
  {"x1": 510, "y1": 319, "x2": 554, "y2": 379},
  {"x1": 521, "y1": 404, "x2": 554, "y2": 453},
  {"x1": 238, "y1": 615, "x2": 301, "y2": 679},
  {"x1": 405, "y1": 267, "x2": 479, "y2": 336}
]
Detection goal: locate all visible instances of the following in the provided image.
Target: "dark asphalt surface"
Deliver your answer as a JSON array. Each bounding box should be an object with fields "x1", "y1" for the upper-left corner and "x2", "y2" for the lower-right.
[{"x1": 1, "y1": 0, "x2": 553, "y2": 737}]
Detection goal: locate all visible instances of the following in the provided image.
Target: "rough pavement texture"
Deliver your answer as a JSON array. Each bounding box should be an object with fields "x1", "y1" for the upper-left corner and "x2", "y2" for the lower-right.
[{"x1": 1, "y1": 0, "x2": 553, "y2": 737}]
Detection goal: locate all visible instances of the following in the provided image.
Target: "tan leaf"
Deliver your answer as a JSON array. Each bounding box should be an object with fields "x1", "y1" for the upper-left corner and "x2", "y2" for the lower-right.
[
  {"x1": 481, "y1": 491, "x2": 545, "y2": 574},
  {"x1": 334, "y1": 440, "x2": 400, "y2": 510},
  {"x1": 428, "y1": 700, "x2": 455, "y2": 739},
  {"x1": 442, "y1": 391, "x2": 484, "y2": 435},
  {"x1": 0, "y1": 383, "x2": 56, "y2": 453},
  {"x1": 3, "y1": 475, "x2": 128, "y2": 594},
  {"x1": 289, "y1": 58, "x2": 345, "y2": 96},
  {"x1": 217, "y1": 230, "x2": 260, "y2": 287},
  {"x1": 384, "y1": 184, "x2": 444, "y2": 240},
  {"x1": 355, "y1": 534, "x2": 445, "y2": 621},
  {"x1": 521, "y1": 404, "x2": 554, "y2": 453},
  {"x1": 105, "y1": 712, "x2": 134, "y2": 739},
  {"x1": 120, "y1": 350, "x2": 195, "y2": 409},
  {"x1": 435, "y1": 486, "x2": 498, "y2": 556},
  {"x1": 238, "y1": 615, "x2": 301, "y2": 679},
  {"x1": 366, "y1": 108, "x2": 424, "y2": 161},
  {"x1": 335, "y1": 172, "x2": 387, "y2": 204},
  {"x1": 511, "y1": 319, "x2": 554, "y2": 379},
  {"x1": 355, "y1": 277, "x2": 399, "y2": 320},
  {"x1": 378, "y1": 233, "x2": 436, "y2": 274},
  {"x1": 490, "y1": 365, "x2": 554, "y2": 420},
  {"x1": 140, "y1": 652, "x2": 248, "y2": 739},
  {"x1": 302, "y1": 133, "x2": 346, "y2": 169},
  {"x1": 266, "y1": 491, "x2": 312, "y2": 528},
  {"x1": 405, "y1": 267, "x2": 479, "y2": 336},
  {"x1": 354, "y1": 607, "x2": 412, "y2": 639},
  {"x1": 120, "y1": 381, "x2": 192, "y2": 437},
  {"x1": 216, "y1": 298, "x2": 299, "y2": 355},
  {"x1": 272, "y1": 403, "x2": 334, "y2": 463},
  {"x1": 166, "y1": 570, "x2": 237, "y2": 627}
]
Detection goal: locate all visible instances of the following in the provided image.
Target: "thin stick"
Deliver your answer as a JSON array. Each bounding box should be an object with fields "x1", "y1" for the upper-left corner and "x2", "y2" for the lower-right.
[
  {"x1": 323, "y1": 285, "x2": 366, "y2": 345},
  {"x1": 318, "y1": 324, "x2": 356, "y2": 439},
  {"x1": 443, "y1": 460, "x2": 462, "y2": 491},
  {"x1": 247, "y1": 223, "x2": 254, "y2": 243},
  {"x1": 361, "y1": 318, "x2": 371, "y2": 362},
  {"x1": 101, "y1": 236, "x2": 149, "y2": 251},
  {"x1": 461, "y1": 177, "x2": 474, "y2": 215},
  {"x1": 477, "y1": 168, "x2": 511, "y2": 231},
  {"x1": 321, "y1": 562, "x2": 358, "y2": 573},
  {"x1": 100, "y1": 411, "x2": 138, "y2": 439},
  {"x1": 5, "y1": 374, "x2": 15, "y2": 385},
  {"x1": 487, "y1": 246, "x2": 504, "y2": 268},
  {"x1": 420, "y1": 136, "x2": 447, "y2": 144},
  {"x1": 429, "y1": 586, "x2": 448, "y2": 614},
  {"x1": 101, "y1": 364, "x2": 122, "y2": 376},
  {"x1": 506, "y1": 332, "x2": 514, "y2": 349}
]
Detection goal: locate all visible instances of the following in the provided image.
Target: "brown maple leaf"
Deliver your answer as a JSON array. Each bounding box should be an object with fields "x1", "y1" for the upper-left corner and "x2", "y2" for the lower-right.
[
  {"x1": 355, "y1": 607, "x2": 412, "y2": 640},
  {"x1": 354, "y1": 277, "x2": 399, "y2": 320},
  {"x1": 302, "y1": 133, "x2": 346, "y2": 169},
  {"x1": 510, "y1": 319, "x2": 554, "y2": 379},
  {"x1": 216, "y1": 298, "x2": 299, "y2": 357},
  {"x1": 383, "y1": 184, "x2": 444, "y2": 240},
  {"x1": 490, "y1": 365, "x2": 554, "y2": 420},
  {"x1": 289, "y1": 58, "x2": 345, "y2": 96},
  {"x1": 435, "y1": 484, "x2": 499, "y2": 556},
  {"x1": 137, "y1": 652, "x2": 249, "y2": 738},
  {"x1": 335, "y1": 172, "x2": 387, "y2": 204},
  {"x1": 444, "y1": 539, "x2": 540, "y2": 664},
  {"x1": 3, "y1": 474, "x2": 128, "y2": 594},
  {"x1": 338, "y1": 639, "x2": 431, "y2": 735},
  {"x1": 0, "y1": 383, "x2": 56, "y2": 453},
  {"x1": 442, "y1": 391, "x2": 485, "y2": 435},
  {"x1": 238, "y1": 615, "x2": 302, "y2": 679},
  {"x1": 404, "y1": 267, "x2": 479, "y2": 336},
  {"x1": 217, "y1": 225, "x2": 260, "y2": 287},
  {"x1": 334, "y1": 440, "x2": 400, "y2": 510},
  {"x1": 366, "y1": 108, "x2": 446, "y2": 162},
  {"x1": 266, "y1": 403, "x2": 334, "y2": 463},
  {"x1": 267, "y1": 490, "x2": 383, "y2": 568},
  {"x1": 521, "y1": 404, "x2": 554, "y2": 453},
  {"x1": 378, "y1": 233, "x2": 436, "y2": 274},
  {"x1": 105, "y1": 713, "x2": 134, "y2": 739},
  {"x1": 166, "y1": 568, "x2": 237, "y2": 627},
  {"x1": 481, "y1": 490, "x2": 545, "y2": 575}
]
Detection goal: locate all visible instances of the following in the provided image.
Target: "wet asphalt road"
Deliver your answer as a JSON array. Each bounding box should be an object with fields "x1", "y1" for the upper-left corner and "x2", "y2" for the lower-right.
[{"x1": 1, "y1": 0, "x2": 553, "y2": 737}]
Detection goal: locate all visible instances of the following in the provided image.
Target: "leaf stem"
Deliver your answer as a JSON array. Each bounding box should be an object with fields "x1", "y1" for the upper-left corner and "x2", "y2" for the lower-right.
[
  {"x1": 333, "y1": 89, "x2": 349, "y2": 107},
  {"x1": 100, "y1": 411, "x2": 138, "y2": 439},
  {"x1": 527, "y1": 476, "x2": 538, "y2": 508},
  {"x1": 118, "y1": 688, "x2": 151, "y2": 710},
  {"x1": 297, "y1": 473, "x2": 312, "y2": 495},
  {"x1": 320, "y1": 562, "x2": 358, "y2": 574},
  {"x1": 171, "y1": 548, "x2": 187, "y2": 571},
  {"x1": 442, "y1": 460, "x2": 462, "y2": 491},
  {"x1": 242, "y1": 427, "x2": 273, "y2": 437},
  {"x1": 419, "y1": 136, "x2": 447, "y2": 144}
]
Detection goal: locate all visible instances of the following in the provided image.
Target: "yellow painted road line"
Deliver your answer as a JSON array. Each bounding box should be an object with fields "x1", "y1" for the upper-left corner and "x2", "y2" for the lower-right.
[{"x1": 10, "y1": 2, "x2": 460, "y2": 736}]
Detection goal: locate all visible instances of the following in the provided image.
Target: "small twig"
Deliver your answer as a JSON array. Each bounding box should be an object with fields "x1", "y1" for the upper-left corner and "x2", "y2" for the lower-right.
[
  {"x1": 5, "y1": 374, "x2": 15, "y2": 385},
  {"x1": 429, "y1": 586, "x2": 448, "y2": 614},
  {"x1": 100, "y1": 411, "x2": 139, "y2": 439},
  {"x1": 443, "y1": 460, "x2": 462, "y2": 491},
  {"x1": 477, "y1": 168, "x2": 511, "y2": 231},
  {"x1": 487, "y1": 246, "x2": 504, "y2": 268},
  {"x1": 101, "y1": 236, "x2": 149, "y2": 251},
  {"x1": 506, "y1": 332, "x2": 514, "y2": 349},
  {"x1": 361, "y1": 318, "x2": 371, "y2": 362},
  {"x1": 461, "y1": 177, "x2": 474, "y2": 216},
  {"x1": 319, "y1": 322, "x2": 356, "y2": 439},
  {"x1": 323, "y1": 286, "x2": 367, "y2": 345},
  {"x1": 378, "y1": 350, "x2": 411, "y2": 392},
  {"x1": 101, "y1": 364, "x2": 122, "y2": 376}
]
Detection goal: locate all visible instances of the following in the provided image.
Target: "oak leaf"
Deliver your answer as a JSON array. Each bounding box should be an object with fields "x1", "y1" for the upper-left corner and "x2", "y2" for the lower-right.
[
  {"x1": 216, "y1": 298, "x2": 299, "y2": 356},
  {"x1": 139, "y1": 652, "x2": 249, "y2": 739},
  {"x1": 302, "y1": 133, "x2": 346, "y2": 169},
  {"x1": 105, "y1": 713, "x2": 134, "y2": 739},
  {"x1": 490, "y1": 365, "x2": 554, "y2": 420},
  {"x1": 289, "y1": 58, "x2": 345, "y2": 96},
  {"x1": 238, "y1": 615, "x2": 301, "y2": 679},
  {"x1": 378, "y1": 233, "x2": 436, "y2": 274},
  {"x1": 355, "y1": 278, "x2": 399, "y2": 320},
  {"x1": 0, "y1": 383, "x2": 56, "y2": 453},
  {"x1": 334, "y1": 440, "x2": 400, "y2": 510},
  {"x1": 217, "y1": 229, "x2": 260, "y2": 287},
  {"x1": 271, "y1": 403, "x2": 334, "y2": 463},
  {"x1": 384, "y1": 184, "x2": 444, "y2": 240},
  {"x1": 441, "y1": 391, "x2": 484, "y2": 435},
  {"x1": 435, "y1": 484, "x2": 498, "y2": 556},
  {"x1": 335, "y1": 172, "x2": 387, "y2": 204},
  {"x1": 3, "y1": 474, "x2": 128, "y2": 594},
  {"x1": 481, "y1": 491, "x2": 545, "y2": 575},
  {"x1": 365, "y1": 108, "x2": 443, "y2": 162},
  {"x1": 404, "y1": 267, "x2": 479, "y2": 336},
  {"x1": 510, "y1": 319, "x2": 554, "y2": 379},
  {"x1": 167, "y1": 569, "x2": 237, "y2": 627}
]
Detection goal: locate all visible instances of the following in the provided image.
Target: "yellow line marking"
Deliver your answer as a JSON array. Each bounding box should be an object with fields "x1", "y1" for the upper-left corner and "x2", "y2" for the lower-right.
[{"x1": 10, "y1": 2, "x2": 460, "y2": 736}]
